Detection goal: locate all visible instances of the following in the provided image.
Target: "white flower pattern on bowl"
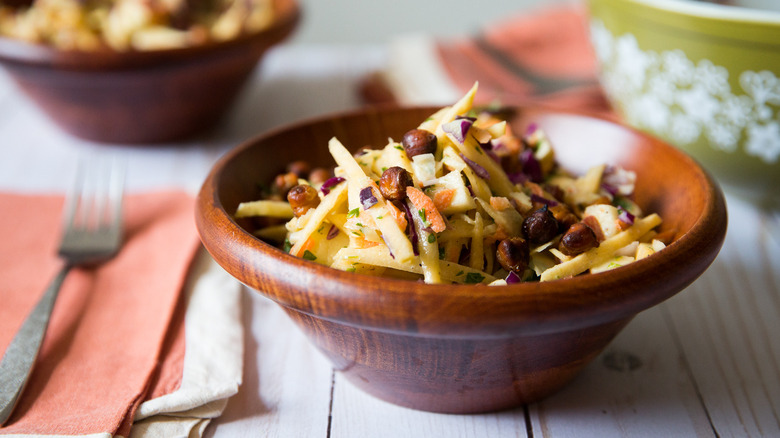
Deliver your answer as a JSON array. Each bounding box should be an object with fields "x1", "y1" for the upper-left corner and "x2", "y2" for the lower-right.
[{"x1": 590, "y1": 19, "x2": 780, "y2": 164}]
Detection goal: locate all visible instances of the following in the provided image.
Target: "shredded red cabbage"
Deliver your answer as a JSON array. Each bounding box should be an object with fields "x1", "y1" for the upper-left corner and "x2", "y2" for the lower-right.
[
  {"x1": 380, "y1": 234, "x2": 395, "y2": 259},
  {"x1": 490, "y1": 139, "x2": 506, "y2": 153},
  {"x1": 505, "y1": 271, "x2": 521, "y2": 284},
  {"x1": 320, "y1": 177, "x2": 345, "y2": 195},
  {"x1": 618, "y1": 207, "x2": 635, "y2": 225},
  {"x1": 401, "y1": 201, "x2": 419, "y2": 255},
  {"x1": 442, "y1": 118, "x2": 473, "y2": 144},
  {"x1": 459, "y1": 153, "x2": 490, "y2": 180},
  {"x1": 519, "y1": 149, "x2": 543, "y2": 182},
  {"x1": 530, "y1": 193, "x2": 558, "y2": 207},
  {"x1": 602, "y1": 165, "x2": 636, "y2": 196},
  {"x1": 525, "y1": 123, "x2": 538, "y2": 136},
  {"x1": 360, "y1": 187, "x2": 378, "y2": 210},
  {"x1": 601, "y1": 182, "x2": 618, "y2": 196},
  {"x1": 508, "y1": 172, "x2": 529, "y2": 185},
  {"x1": 326, "y1": 224, "x2": 340, "y2": 240}
]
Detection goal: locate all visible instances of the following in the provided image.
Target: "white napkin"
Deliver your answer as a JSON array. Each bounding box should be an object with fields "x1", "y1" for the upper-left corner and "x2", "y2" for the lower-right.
[{"x1": 128, "y1": 250, "x2": 243, "y2": 438}]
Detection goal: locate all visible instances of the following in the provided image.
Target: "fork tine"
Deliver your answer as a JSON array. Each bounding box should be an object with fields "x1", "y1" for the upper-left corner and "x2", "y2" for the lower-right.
[
  {"x1": 106, "y1": 158, "x2": 125, "y2": 239},
  {"x1": 61, "y1": 157, "x2": 125, "y2": 243},
  {"x1": 61, "y1": 162, "x2": 85, "y2": 232}
]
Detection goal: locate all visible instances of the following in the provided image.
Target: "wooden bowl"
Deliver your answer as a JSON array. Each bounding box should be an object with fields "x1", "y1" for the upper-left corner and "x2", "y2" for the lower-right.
[
  {"x1": 0, "y1": 0, "x2": 299, "y2": 144},
  {"x1": 196, "y1": 105, "x2": 728, "y2": 413}
]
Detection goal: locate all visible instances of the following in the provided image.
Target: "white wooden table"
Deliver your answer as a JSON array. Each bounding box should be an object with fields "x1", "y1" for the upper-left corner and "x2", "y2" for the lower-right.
[{"x1": 1, "y1": 44, "x2": 778, "y2": 438}]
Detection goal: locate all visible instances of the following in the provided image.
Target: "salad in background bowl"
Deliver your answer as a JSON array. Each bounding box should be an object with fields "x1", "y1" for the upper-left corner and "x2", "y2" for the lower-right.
[{"x1": 0, "y1": 0, "x2": 300, "y2": 143}]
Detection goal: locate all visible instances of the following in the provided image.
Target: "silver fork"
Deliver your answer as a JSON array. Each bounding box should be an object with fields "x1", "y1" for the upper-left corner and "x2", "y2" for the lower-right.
[{"x1": 0, "y1": 159, "x2": 124, "y2": 425}]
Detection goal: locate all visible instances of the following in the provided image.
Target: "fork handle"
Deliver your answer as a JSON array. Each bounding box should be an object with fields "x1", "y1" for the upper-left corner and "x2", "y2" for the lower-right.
[{"x1": 0, "y1": 264, "x2": 71, "y2": 425}]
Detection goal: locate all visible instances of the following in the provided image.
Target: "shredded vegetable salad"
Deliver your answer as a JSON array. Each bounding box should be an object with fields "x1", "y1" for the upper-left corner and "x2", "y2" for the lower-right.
[{"x1": 235, "y1": 83, "x2": 671, "y2": 285}]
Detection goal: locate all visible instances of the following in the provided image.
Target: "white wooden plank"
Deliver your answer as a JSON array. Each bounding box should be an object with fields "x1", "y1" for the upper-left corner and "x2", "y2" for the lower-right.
[
  {"x1": 528, "y1": 304, "x2": 712, "y2": 438},
  {"x1": 664, "y1": 196, "x2": 780, "y2": 438},
  {"x1": 205, "y1": 291, "x2": 333, "y2": 438},
  {"x1": 329, "y1": 370, "x2": 527, "y2": 438}
]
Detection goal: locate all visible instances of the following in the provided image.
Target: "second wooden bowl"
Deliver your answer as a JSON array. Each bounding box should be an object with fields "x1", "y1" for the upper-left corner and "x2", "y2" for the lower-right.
[{"x1": 0, "y1": 0, "x2": 299, "y2": 143}]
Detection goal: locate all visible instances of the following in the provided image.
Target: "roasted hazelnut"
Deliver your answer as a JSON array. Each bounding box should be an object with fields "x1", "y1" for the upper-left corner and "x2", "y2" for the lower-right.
[
  {"x1": 548, "y1": 204, "x2": 578, "y2": 230},
  {"x1": 273, "y1": 172, "x2": 299, "y2": 198},
  {"x1": 544, "y1": 184, "x2": 565, "y2": 203},
  {"x1": 379, "y1": 166, "x2": 412, "y2": 201},
  {"x1": 402, "y1": 128, "x2": 437, "y2": 158},
  {"x1": 559, "y1": 222, "x2": 599, "y2": 256},
  {"x1": 522, "y1": 205, "x2": 559, "y2": 245},
  {"x1": 286, "y1": 160, "x2": 312, "y2": 178},
  {"x1": 308, "y1": 168, "x2": 332, "y2": 185},
  {"x1": 496, "y1": 237, "x2": 530, "y2": 274},
  {"x1": 287, "y1": 185, "x2": 320, "y2": 217}
]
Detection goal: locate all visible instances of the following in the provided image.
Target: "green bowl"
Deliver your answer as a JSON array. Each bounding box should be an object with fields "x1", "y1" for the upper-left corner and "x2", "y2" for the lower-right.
[{"x1": 588, "y1": 0, "x2": 780, "y2": 209}]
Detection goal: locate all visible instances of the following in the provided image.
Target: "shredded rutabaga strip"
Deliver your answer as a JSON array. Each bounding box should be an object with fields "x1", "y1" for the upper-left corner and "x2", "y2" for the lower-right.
[
  {"x1": 432, "y1": 82, "x2": 479, "y2": 138},
  {"x1": 407, "y1": 199, "x2": 442, "y2": 283},
  {"x1": 374, "y1": 141, "x2": 413, "y2": 177},
  {"x1": 443, "y1": 147, "x2": 492, "y2": 201},
  {"x1": 469, "y1": 211, "x2": 485, "y2": 271},
  {"x1": 235, "y1": 200, "x2": 294, "y2": 218},
  {"x1": 328, "y1": 137, "x2": 415, "y2": 263},
  {"x1": 288, "y1": 182, "x2": 348, "y2": 258},
  {"x1": 447, "y1": 133, "x2": 516, "y2": 198},
  {"x1": 254, "y1": 224, "x2": 288, "y2": 242},
  {"x1": 475, "y1": 198, "x2": 522, "y2": 238},
  {"x1": 333, "y1": 246, "x2": 497, "y2": 284},
  {"x1": 417, "y1": 107, "x2": 449, "y2": 133},
  {"x1": 539, "y1": 213, "x2": 663, "y2": 282}
]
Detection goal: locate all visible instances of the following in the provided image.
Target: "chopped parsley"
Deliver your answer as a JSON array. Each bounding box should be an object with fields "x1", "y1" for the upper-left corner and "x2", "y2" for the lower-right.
[
  {"x1": 465, "y1": 272, "x2": 485, "y2": 284},
  {"x1": 427, "y1": 234, "x2": 436, "y2": 243},
  {"x1": 347, "y1": 207, "x2": 360, "y2": 218},
  {"x1": 302, "y1": 250, "x2": 317, "y2": 261}
]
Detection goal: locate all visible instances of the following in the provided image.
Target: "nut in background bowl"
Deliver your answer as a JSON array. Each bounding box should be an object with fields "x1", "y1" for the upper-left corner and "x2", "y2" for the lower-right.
[
  {"x1": 587, "y1": 0, "x2": 780, "y2": 209},
  {"x1": 0, "y1": 0, "x2": 300, "y2": 144},
  {"x1": 195, "y1": 105, "x2": 727, "y2": 413}
]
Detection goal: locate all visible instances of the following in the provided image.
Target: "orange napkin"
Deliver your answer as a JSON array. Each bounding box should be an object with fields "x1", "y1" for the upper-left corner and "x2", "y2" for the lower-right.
[
  {"x1": 0, "y1": 191, "x2": 199, "y2": 437},
  {"x1": 361, "y1": 5, "x2": 614, "y2": 119}
]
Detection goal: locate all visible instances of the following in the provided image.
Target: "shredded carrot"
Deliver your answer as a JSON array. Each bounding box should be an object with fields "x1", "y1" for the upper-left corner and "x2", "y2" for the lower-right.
[
  {"x1": 433, "y1": 189, "x2": 456, "y2": 211},
  {"x1": 486, "y1": 225, "x2": 509, "y2": 244},
  {"x1": 296, "y1": 236, "x2": 317, "y2": 257},
  {"x1": 385, "y1": 201, "x2": 407, "y2": 231},
  {"x1": 357, "y1": 210, "x2": 378, "y2": 229},
  {"x1": 354, "y1": 236, "x2": 380, "y2": 249},
  {"x1": 489, "y1": 196, "x2": 512, "y2": 211},
  {"x1": 406, "y1": 186, "x2": 446, "y2": 233}
]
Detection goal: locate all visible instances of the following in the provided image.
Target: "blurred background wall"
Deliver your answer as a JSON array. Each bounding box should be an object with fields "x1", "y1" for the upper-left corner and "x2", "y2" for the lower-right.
[{"x1": 291, "y1": 0, "x2": 575, "y2": 45}]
